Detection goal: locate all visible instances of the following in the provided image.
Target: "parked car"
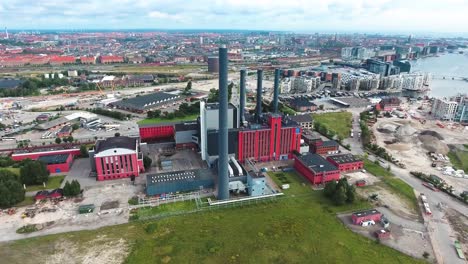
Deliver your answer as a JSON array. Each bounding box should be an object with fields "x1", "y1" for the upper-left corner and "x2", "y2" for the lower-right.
[
  {"x1": 34, "y1": 190, "x2": 49, "y2": 201},
  {"x1": 361, "y1": 220, "x2": 375, "y2": 227}
]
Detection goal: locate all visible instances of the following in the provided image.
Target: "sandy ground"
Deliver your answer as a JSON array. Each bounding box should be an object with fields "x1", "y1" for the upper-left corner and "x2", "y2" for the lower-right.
[
  {"x1": 45, "y1": 235, "x2": 129, "y2": 264},
  {"x1": 373, "y1": 115, "x2": 468, "y2": 195},
  {"x1": 0, "y1": 183, "x2": 139, "y2": 242}
]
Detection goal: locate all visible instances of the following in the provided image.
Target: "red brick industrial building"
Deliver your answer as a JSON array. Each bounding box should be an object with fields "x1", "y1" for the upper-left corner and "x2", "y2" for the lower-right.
[
  {"x1": 294, "y1": 153, "x2": 340, "y2": 185},
  {"x1": 238, "y1": 115, "x2": 302, "y2": 162},
  {"x1": 309, "y1": 139, "x2": 340, "y2": 155},
  {"x1": 38, "y1": 154, "x2": 74, "y2": 173},
  {"x1": 100, "y1": 55, "x2": 124, "y2": 64},
  {"x1": 91, "y1": 136, "x2": 145, "y2": 181},
  {"x1": 351, "y1": 209, "x2": 382, "y2": 225},
  {"x1": 11, "y1": 147, "x2": 80, "y2": 174},
  {"x1": 326, "y1": 154, "x2": 364, "y2": 173}
]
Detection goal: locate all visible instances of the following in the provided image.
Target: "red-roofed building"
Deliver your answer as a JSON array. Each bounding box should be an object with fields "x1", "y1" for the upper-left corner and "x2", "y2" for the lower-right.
[
  {"x1": 50, "y1": 56, "x2": 76, "y2": 65},
  {"x1": 80, "y1": 56, "x2": 96, "y2": 64},
  {"x1": 30, "y1": 56, "x2": 50, "y2": 66},
  {"x1": 100, "y1": 55, "x2": 124, "y2": 64}
]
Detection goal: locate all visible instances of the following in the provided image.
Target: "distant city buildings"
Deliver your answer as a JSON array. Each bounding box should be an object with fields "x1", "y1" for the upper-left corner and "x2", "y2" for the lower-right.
[
  {"x1": 432, "y1": 98, "x2": 459, "y2": 121},
  {"x1": 341, "y1": 47, "x2": 374, "y2": 60},
  {"x1": 432, "y1": 94, "x2": 468, "y2": 123}
]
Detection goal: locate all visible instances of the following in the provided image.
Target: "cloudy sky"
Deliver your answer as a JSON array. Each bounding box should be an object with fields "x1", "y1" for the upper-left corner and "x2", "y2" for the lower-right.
[{"x1": 1, "y1": 0, "x2": 467, "y2": 33}]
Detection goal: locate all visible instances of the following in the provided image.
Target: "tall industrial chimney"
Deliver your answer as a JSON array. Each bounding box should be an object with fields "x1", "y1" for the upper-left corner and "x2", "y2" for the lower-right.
[
  {"x1": 273, "y1": 68, "x2": 280, "y2": 113},
  {"x1": 4, "y1": 27, "x2": 8, "y2": 40},
  {"x1": 239, "y1": 69, "x2": 246, "y2": 124},
  {"x1": 217, "y1": 46, "x2": 229, "y2": 200},
  {"x1": 256, "y1": 69, "x2": 263, "y2": 123}
]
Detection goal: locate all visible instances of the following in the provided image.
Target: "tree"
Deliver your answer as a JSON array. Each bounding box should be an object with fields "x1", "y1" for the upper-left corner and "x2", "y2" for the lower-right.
[
  {"x1": 79, "y1": 145, "x2": 89, "y2": 158},
  {"x1": 67, "y1": 136, "x2": 74, "y2": 143},
  {"x1": 115, "y1": 132, "x2": 121, "y2": 137},
  {"x1": 207, "y1": 88, "x2": 219, "y2": 103},
  {"x1": 228, "y1": 82, "x2": 234, "y2": 101},
  {"x1": 183, "y1": 80, "x2": 192, "y2": 95},
  {"x1": 0, "y1": 170, "x2": 25, "y2": 208},
  {"x1": 55, "y1": 137, "x2": 62, "y2": 144},
  {"x1": 333, "y1": 185, "x2": 347, "y2": 205},
  {"x1": 324, "y1": 180, "x2": 337, "y2": 198},
  {"x1": 72, "y1": 123, "x2": 80, "y2": 131},
  {"x1": 63, "y1": 180, "x2": 81, "y2": 196},
  {"x1": 143, "y1": 156, "x2": 152, "y2": 170},
  {"x1": 20, "y1": 160, "x2": 50, "y2": 185},
  {"x1": 346, "y1": 185, "x2": 356, "y2": 203},
  {"x1": 63, "y1": 181, "x2": 72, "y2": 196}
]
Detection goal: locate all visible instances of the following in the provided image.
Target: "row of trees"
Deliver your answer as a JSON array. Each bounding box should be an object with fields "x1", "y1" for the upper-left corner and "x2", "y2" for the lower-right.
[
  {"x1": 88, "y1": 108, "x2": 130, "y2": 121},
  {"x1": 207, "y1": 82, "x2": 234, "y2": 103},
  {"x1": 54, "y1": 136, "x2": 75, "y2": 144},
  {"x1": 323, "y1": 178, "x2": 356, "y2": 205},
  {"x1": 366, "y1": 143, "x2": 392, "y2": 161},
  {"x1": 146, "y1": 102, "x2": 200, "y2": 120},
  {"x1": 63, "y1": 180, "x2": 81, "y2": 196},
  {"x1": 0, "y1": 170, "x2": 25, "y2": 208}
]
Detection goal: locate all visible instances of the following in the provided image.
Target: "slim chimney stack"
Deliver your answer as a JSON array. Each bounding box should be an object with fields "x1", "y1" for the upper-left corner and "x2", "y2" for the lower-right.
[
  {"x1": 217, "y1": 45, "x2": 229, "y2": 200},
  {"x1": 273, "y1": 68, "x2": 280, "y2": 113},
  {"x1": 256, "y1": 69, "x2": 263, "y2": 123},
  {"x1": 239, "y1": 69, "x2": 246, "y2": 124}
]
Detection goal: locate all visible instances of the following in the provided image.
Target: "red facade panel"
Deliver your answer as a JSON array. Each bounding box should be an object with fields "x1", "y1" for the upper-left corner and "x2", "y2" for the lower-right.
[
  {"x1": 139, "y1": 125, "x2": 175, "y2": 142},
  {"x1": 95, "y1": 153, "x2": 144, "y2": 181},
  {"x1": 11, "y1": 149, "x2": 81, "y2": 161}
]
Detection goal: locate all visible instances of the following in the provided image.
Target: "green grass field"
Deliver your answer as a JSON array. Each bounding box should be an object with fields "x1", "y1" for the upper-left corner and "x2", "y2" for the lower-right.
[
  {"x1": 25, "y1": 175, "x2": 65, "y2": 192},
  {"x1": 14, "y1": 196, "x2": 35, "y2": 207},
  {"x1": 0, "y1": 171, "x2": 423, "y2": 264},
  {"x1": 364, "y1": 160, "x2": 418, "y2": 212},
  {"x1": 312, "y1": 111, "x2": 353, "y2": 139},
  {"x1": 448, "y1": 149, "x2": 468, "y2": 172},
  {"x1": 137, "y1": 114, "x2": 199, "y2": 125}
]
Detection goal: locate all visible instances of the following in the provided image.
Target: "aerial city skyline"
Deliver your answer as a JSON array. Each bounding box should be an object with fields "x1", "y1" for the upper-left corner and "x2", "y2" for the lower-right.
[
  {"x1": 0, "y1": 2, "x2": 467, "y2": 264},
  {"x1": 1, "y1": 0, "x2": 468, "y2": 33}
]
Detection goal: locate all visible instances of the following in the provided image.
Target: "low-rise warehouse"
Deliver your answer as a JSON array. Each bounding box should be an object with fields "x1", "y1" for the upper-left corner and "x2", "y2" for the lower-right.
[
  {"x1": 146, "y1": 169, "x2": 215, "y2": 196},
  {"x1": 351, "y1": 209, "x2": 382, "y2": 225},
  {"x1": 112, "y1": 92, "x2": 181, "y2": 113},
  {"x1": 309, "y1": 139, "x2": 340, "y2": 155},
  {"x1": 326, "y1": 154, "x2": 364, "y2": 173},
  {"x1": 38, "y1": 153, "x2": 73, "y2": 173},
  {"x1": 294, "y1": 153, "x2": 340, "y2": 185}
]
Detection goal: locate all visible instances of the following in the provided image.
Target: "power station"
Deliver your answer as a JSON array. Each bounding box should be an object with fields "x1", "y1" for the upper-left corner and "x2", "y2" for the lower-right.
[{"x1": 142, "y1": 46, "x2": 302, "y2": 201}]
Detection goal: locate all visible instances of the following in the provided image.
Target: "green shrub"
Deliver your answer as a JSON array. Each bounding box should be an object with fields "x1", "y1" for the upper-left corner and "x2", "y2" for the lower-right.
[{"x1": 16, "y1": 224, "x2": 38, "y2": 234}]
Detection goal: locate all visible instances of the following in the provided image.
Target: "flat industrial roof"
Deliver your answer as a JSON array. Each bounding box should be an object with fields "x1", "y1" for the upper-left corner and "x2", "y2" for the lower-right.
[
  {"x1": 113, "y1": 92, "x2": 179, "y2": 111},
  {"x1": 38, "y1": 154, "x2": 70, "y2": 164},
  {"x1": 146, "y1": 168, "x2": 215, "y2": 185},
  {"x1": 297, "y1": 153, "x2": 338, "y2": 173},
  {"x1": 352, "y1": 209, "x2": 381, "y2": 217},
  {"x1": 327, "y1": 154, "x2": 362, "y2": 164}
]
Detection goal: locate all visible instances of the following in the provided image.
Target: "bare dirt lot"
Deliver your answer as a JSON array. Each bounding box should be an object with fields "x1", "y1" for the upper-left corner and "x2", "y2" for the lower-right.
[
  {"x1": 346, "y1": 171, "x2": 419, "y2": 220},
  {"x1": 373, "y1": 116, "x2": 468, "y2": 195},
  {"x1": 0, "y1": 183, "x2": 141, "y2": 243},
  {"x1": 338, "y1": 206, "x2": 434, "y2": 262}
]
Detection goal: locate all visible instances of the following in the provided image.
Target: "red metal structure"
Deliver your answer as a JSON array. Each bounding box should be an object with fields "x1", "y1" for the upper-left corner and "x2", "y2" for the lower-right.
[{"x1": 139, "y1": 124, "x2": 175, "y2": 143}]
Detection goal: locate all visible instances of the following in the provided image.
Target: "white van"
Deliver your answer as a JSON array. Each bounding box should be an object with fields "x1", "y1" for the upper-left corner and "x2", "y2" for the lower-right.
[{"x1": 361, "y1": 220, "x2": 375, "y2": 227}]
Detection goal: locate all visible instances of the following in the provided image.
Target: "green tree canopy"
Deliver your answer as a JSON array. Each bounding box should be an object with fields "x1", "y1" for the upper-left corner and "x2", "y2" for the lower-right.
[{"x1": 20, "y1": 160, "x2": 50, "y2": 185}]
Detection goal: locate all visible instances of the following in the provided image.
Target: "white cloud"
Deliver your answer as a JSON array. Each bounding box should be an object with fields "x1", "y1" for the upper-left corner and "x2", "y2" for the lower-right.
[{"x1": 0, "y1": 0, "x2": 467, "y2": 32}]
